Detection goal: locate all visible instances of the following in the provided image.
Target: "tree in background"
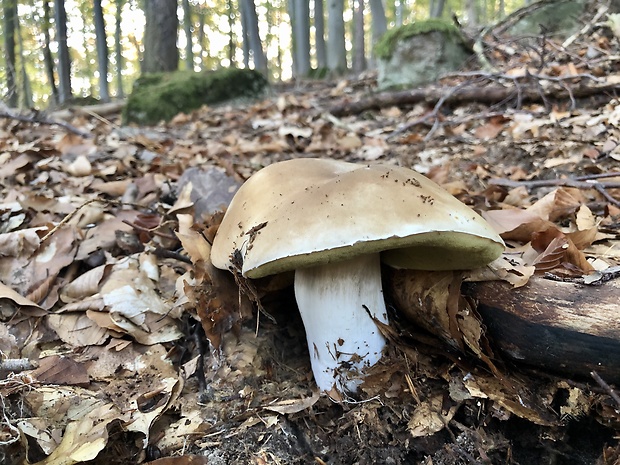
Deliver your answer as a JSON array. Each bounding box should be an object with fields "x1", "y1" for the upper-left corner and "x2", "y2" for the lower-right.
[
  {"x1": 291, "y1": 0, "x2": 311, "y2": 77},
  {"x1": 352, "y1": 0, "x2": 366, "y2": 74},
  {"x1": 42, "y1": 0, "x2": 58, "y2": 104},
  {"x1": 114, "y1": 0, "x2": 124, "y2": 98},
  {"x1": 240, "y1": 0, "x2": 268, "y2": 75},
  {"x1": 327, "y1": 0, "x2": 347, "y2": 74},
  {"x1": 3, "y1": 0, "x2": 18, "y2": 107},
  {"x1": 314, "y1": 0, "x2": 327, "y2": 69},
  {"x1": 55, "y1": 0, "x2": 72, "y2": 104},
  {"x1": 142, "y1": 0, "x2": 179, "y2": 73},
  {"x1": 93, "y1": 0, "x2": 110, "y2": 101},
  {"x1": 182, "y1": 0, "x2": 194, "y2": 70}
]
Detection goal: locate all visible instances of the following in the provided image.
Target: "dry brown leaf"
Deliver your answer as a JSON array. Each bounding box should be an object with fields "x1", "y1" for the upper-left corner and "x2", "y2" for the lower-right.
[{"x1": 407, "y1": 394, "x2": 458, "y2": 437}]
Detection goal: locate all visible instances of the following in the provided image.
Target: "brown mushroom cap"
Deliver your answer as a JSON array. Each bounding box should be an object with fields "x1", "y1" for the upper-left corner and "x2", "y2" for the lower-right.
[{"x1": 211, "y1": 158, "x2": 504, "y2": 278}]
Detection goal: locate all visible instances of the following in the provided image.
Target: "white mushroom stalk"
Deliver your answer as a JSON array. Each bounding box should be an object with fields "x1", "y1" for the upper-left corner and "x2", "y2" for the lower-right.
[{"x1": 294, "y1": 254, "x2": 388, "y2": 394}]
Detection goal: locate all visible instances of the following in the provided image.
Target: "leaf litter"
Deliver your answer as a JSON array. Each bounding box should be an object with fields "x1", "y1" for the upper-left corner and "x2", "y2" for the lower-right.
[{"x1": 1, "y1": 14, "x2": 620, "y2": 465}]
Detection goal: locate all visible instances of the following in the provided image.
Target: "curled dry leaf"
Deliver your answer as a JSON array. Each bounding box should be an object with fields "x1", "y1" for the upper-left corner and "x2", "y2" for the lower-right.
[{"x1": 407, "y1": 394, "x2": 458, "y2": 437}]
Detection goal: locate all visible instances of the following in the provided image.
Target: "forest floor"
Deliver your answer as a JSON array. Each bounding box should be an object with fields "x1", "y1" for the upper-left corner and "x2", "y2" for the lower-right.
[{"x1": 2, "y1": 14, "x2": 620, "y2": 465}]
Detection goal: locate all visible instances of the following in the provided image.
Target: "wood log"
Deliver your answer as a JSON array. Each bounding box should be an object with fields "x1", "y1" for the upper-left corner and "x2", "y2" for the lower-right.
[
  {"x1": 463, "y1": 276, "x2": 620, "y2": 382},
  {"x1": 388, "y1": 269, "x2": 620, "y2": 382},
  {"x1": 329, "y1": 82, "x2": 620, "y2": 117}
]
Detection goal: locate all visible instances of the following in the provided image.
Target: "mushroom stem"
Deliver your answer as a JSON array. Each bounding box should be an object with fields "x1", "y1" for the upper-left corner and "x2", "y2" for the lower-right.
[{"x1": 294, "y1": 253, "x2": 389, "y2": 394}]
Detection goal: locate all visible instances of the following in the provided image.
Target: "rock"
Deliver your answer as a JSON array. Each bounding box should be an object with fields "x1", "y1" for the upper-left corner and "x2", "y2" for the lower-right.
[
  {"x1": 506, "y1": 0, "x2": 586, "y2": 37},
  {"x1": 177, "y1": 166, "x2": 241, "y2": 219},
  {"x1": 375, "y1": 19, "x2": 472, "y2": 90},
  {"x1": 123, "y1": 68, "x2": 269, "y2": 125}
]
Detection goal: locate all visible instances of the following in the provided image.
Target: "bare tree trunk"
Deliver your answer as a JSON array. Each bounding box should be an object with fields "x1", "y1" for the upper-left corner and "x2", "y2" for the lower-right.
[
  {"x1": 327, "y1": 0, "x2": 347, "y2": 74},
  {"x1": 352, "y1": 0, "x2": 366, "y2": 74},
  {"x1": 3, "y1": 0, "x2": 18, "y2": 107},
  {"x1": 430, "y1": 0, "x2": 446, "y2": 17},
  {"x1": 42, "y1": 0, "x2": 58, "y2": 104},
  {"x1": 15, "y1": 10, "x2": 32, "y2": 107},
  {"x1": 114, "y1": 0, "x2": 124, "y2": 97},
  {"x1": 239, "y1": 0, "x2": 267, "y2": 75},
  {"x1": 142, "y1": 0, "x2": 179, "y2": 73},
  {"x1": 93, "y1": 0, "x2": 110, "y2": 101},
  {"x1": 54, "y1": 0, "x2": 72, "y2": 103},
  {"x1": 466, "y1": 0, "x2": 478, "y2": 26},
  {"x1": 182, "y1": 0, "x2": 194, "y2": 70},
  {"x1": 395, "y1": 0, "x2": 405, "y2": 26},
  {"x1": 314, "y1": 0, "x2": 327, "y2": 69},
  {"x1": 292, "y1": 0, "x2": 311, "y2": 76},
  {"x1": 368, "y1": 0, "x2": 386, "y2": 43},
  {"x1": 240, "y1": 0, "x2": 250, "y2": 68},
  {"x1": 197, "y1": 11, "x2": 207, "y2": 70},
  {"x1": 228, "y1": 0, "x2": 236, "y2": 66}
]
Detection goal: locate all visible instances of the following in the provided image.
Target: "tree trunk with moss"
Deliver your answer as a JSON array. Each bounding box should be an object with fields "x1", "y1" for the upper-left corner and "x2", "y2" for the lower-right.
[{"x1": 142, "y1": 0, "x2": 179, "y2": 73}]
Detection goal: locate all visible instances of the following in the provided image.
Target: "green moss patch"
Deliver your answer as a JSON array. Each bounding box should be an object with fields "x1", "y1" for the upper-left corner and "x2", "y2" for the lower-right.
[
  {"x1": 375, "y1": 19, "x2": 465, "y2": 60},
  {"x1": 123, "y1": 68, "x2": 269, "y2": 125}
]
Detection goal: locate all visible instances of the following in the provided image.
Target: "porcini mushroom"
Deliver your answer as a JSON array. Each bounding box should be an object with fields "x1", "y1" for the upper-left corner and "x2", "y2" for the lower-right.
[{"x1": 211, "y1": 158, "x2": 504, "y2": 396}]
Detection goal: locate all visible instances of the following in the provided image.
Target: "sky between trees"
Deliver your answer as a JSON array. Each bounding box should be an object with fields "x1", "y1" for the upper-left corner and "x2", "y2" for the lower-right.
[{"x1": 1, "y1": 0, "x2": 525, "y2": 107}]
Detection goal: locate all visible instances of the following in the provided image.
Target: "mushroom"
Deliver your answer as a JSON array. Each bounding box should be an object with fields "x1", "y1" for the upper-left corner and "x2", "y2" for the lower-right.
[{"x1": 211, "y1": 158, "x2": 504, "y2": 396}]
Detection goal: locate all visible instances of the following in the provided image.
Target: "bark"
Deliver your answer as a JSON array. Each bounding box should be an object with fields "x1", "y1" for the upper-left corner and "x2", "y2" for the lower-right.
[
  {"x1": 430, "y1": 0, "x2": 446, "y2": 18},
  {"x1": 114, "y1": 0, "x2": 124, "y2": 97},
  {"x1": 142, "y1": 0, "x2": 179, "y2": 73},
  {"x1": 54, "y1": 0, "x2": 72, "y2": 104},
  {"x1": 228, "y1": 0, "x2": 236, "y2": 66},
  {"x1": 15, "y1": 10, "x2": 32, "y2": 107},
  {"x1": 3, "y1": 0, "x2": 18, "y2": 107},
  {"x1": 389, "y1": 269, "x2": 620, "y2": 383},
  {"x1": 42, "y1": 0, "x2": 58, "y2": 103},
  {"x1": 463, "y1": 277, "x2": 620, "y2": 382},
  {"x1": 239, "y1": 0, "x2": 267, "y2": 75},
  {"x1": 368, "y1": 0, "x2": 387, "y2": 45},
  {"x1": 327, "y1": 0, "x2": 346, "y2": 74},
  {"x1": 314, "y1": 0, "x2": 327, "y2": 69},
  {"x1": 182, "y1": 0, "x2": 194, "y2": 70},
  {"x1": 93, "y1": 0, "x2": 110, "y2": 102},
  {"x1": 292, "y1": 0, "x2": 311, "y2": 76},
  {"x1": 198, "y1": 11, "x2": 207, "y2": 70},
  {"x1": 240, "y1": 0, "x2": 250, "y2": 68},
  {"x1": 351, "y1": 0, "x2": 366, "y2": 74},
  {"x1": 395, "y1": 0, "x2": 405, "y2": 26}
]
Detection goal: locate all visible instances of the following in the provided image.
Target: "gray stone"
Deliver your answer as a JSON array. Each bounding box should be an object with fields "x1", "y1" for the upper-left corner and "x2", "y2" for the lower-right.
[
  {"x1": 377, "y1": 28, "x2": 471, "y2": 90},
  {"x1": 177, "y1": 166, "x2": 241, "y2": 219}
]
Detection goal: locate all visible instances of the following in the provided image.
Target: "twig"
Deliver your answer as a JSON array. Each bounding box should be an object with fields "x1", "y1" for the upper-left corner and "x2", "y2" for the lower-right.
[
  {"x1": 0, "y1": 109, "x2": 92, "y2": 138},
  {"x1": 0, "y1": 358, "x2": 38, "y2": 372},
  {"x1": 489, "y1": 177, "x2": 620, "y2": 207},
  {"x1": 591, "y1": 370, "x2": 620, "y2": 410},
  {"x1": 562, "y1": 4, "x2": 609, "y2": 48}
]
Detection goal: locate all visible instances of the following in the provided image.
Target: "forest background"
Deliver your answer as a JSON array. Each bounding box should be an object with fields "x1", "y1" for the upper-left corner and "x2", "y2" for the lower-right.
[{"x1": 2, "y1": 0, "x2": 526, "y2": 109}]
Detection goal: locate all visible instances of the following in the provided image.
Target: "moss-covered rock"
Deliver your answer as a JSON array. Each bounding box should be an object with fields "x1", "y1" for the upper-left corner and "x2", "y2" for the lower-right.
[
  {"x1": 506, "y1": 0, "x2": 585, "y2": 36},
  {"x1": 375, "y1": 20, "x2": 472, "y2": 90},
  {"x1": 123, "y1": 68, "x2": 268, "y2": 125}
]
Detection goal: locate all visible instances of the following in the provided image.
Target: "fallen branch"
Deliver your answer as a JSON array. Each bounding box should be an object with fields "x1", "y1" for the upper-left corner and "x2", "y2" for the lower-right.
[
  {"x1": 463, "y1": 275, "x2": 620, "y2": 382},
  {"x1": 0, "y1": 108, "x2": 92, "y2": 138},
  {"x1": 489, "y1": 175, "x2": 620, "y2": 207},
  {"x1": 329, "y1": 80, "x2": 620, "y2": 117}
]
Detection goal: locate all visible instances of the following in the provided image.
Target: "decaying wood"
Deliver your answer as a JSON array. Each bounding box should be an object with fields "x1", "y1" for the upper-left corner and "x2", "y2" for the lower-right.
[
  {"x1": 49, "y1": 100, "x2": 126, "y2": 120},
  {"x1": 463, "y1": 276, "x2": 620, "y2": 382},
  {"x1": 388, "y1": 269, "x2": 620, "y2": 382},
  {"x1": 329, "y1": 81, "x2": 620, "y2": 117}
]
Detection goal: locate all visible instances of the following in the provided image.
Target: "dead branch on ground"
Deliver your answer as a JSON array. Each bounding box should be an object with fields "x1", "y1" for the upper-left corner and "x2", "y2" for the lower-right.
[{"x1": 329, "y1": 77, "x2": 620, "y2": 118}]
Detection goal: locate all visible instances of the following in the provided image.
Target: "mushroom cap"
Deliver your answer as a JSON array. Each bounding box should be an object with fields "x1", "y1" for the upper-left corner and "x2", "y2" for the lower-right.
[{"x1": 211, "y1": 158, "x2": 504, "y2": 278}]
